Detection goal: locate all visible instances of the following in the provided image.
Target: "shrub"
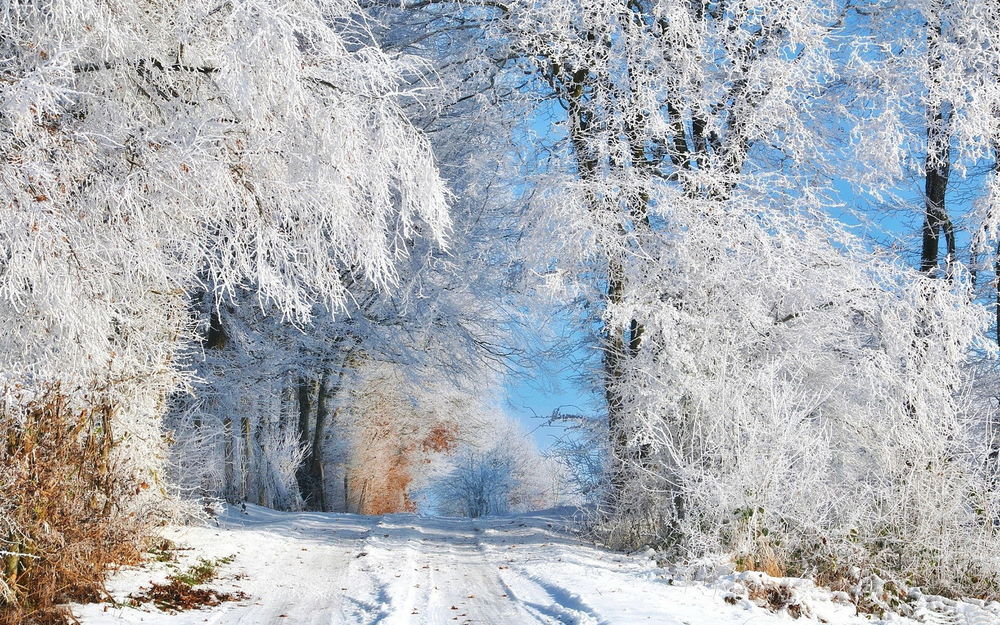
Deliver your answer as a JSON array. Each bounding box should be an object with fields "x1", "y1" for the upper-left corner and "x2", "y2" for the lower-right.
[
  {"x1": 600, "y1": 197, "x2": 1000, "y2": 598},
  {"x1": 0, "y1": 389, "x2": 146, "y2": 625}
]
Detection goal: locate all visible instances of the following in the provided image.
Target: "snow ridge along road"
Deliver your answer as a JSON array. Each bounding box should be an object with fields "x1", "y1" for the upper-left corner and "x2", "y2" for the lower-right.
[{"x1": 72, "y1": 505, "x2": 962, "y2": 625}]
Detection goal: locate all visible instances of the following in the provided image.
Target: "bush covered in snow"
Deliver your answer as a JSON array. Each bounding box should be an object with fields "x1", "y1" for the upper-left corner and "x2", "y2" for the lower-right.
[
  {"x1": 427, "y1": 418, "x2": 571, "y2": 517},
  {"x1": 601, "y1": 191, "x2": 1000, "y2": 596}
]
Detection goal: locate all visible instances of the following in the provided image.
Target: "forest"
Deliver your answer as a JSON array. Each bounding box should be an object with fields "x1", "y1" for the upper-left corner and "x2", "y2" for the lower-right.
[{"x1": 1, "y1": 0, "x2": 1000, "y2": 623}]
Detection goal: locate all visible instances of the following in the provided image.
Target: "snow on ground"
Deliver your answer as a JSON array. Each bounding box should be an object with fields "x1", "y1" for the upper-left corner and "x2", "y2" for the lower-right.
[{"x1": 72, "y1": 505, "x2": 1000, "y2": 625}]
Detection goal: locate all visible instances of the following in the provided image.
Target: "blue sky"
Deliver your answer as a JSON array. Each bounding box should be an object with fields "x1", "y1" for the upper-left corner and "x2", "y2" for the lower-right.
[
  {"x1": 503, "y1": 360, "x2": 597, "y2": 450},
  {"x1": 499, "y1": 305, "x2": 602, "y2": 450}
]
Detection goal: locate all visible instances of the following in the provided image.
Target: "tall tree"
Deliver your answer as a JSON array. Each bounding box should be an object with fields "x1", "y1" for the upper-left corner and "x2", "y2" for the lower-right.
[
  {"x1": 166, "y1": 9, "x2": 527, "y2": 509},
  {"x1": 920, "y1": 1, "x2": 956, "y2": 275},
  {"x1": 0, "y1": 0, "x2": 450, "y2": 612},
  {"x1": 369, "y1": 0, "x2": 849, "y2": 505}
]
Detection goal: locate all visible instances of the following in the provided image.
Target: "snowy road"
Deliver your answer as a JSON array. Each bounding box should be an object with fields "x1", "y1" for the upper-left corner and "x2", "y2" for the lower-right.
[{"x1": 73, "y1": 505, "x2": 972, "y2": 625}]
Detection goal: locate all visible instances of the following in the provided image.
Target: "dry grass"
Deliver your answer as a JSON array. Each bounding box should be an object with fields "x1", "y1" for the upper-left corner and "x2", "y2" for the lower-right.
[
  {"x1": 734, "y1": 543, "x2": 787, "y2": 579},
  {"x1": 746, "y1": 581, "x2": 804, "y2": 617},
  {"x1": 127, "y1": 556, "x2": 247, "y2": 613},
  {"x1": 0, "y1": 388, "x2": 145, "y2": 625},
  {"x1": 724, "y1": 576, "x2": 808, "y2": 620},
  {"x1": 127, "y1": 579, "x2": 247, "y2": 613}
]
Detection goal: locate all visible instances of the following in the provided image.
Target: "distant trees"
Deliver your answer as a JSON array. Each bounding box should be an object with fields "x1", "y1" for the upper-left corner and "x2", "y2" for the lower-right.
[
  {"x1": 339, "y1": 363, "x2": 461, "y2": 515},
  {"x1": 163, "y1": 4, "x2": 525, "y2": 512},
  {"x1": 434, "y1": 451, "x2": 520, "y2": 518},
  {"x1": 427, "y1": 418, "x2": 570, "y2": 518}
]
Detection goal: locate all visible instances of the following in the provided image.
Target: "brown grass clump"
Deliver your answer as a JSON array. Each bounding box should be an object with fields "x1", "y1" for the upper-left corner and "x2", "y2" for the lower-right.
[
  {"x1": 127, "y1": 579, "x2": 247, "y2": 613},
  {"x1": 0, "y1": 388, "x2": 146, "y2": 625},
  {"x1": 725, "y1": 577, "x2": 808, "y2": 619},
  {"x1": 746, "y1": 581, "x2": 804, "y2": 617},
  {"x1": 734, "y1": 544, "x2": 787, "y2": 579},
  {"x1": 127, "y1": 557, "x2": 246, "y2": 614}
]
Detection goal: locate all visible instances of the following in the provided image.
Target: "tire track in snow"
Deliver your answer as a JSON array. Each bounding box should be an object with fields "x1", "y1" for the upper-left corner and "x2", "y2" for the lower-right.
[
  {"x1": 351, "y1": 515, "x2": 548, "y2": 625},
  {"x1": 472, "y1": 518, "x2": 609, "y2": 625},
  {"x1": 337, "y1": 516, "x2": 415, "y2": 625},
  {"x1": 223, "y1": 511, "x2": 382, "y2": 625},
  {"x1": 494, "y1": 575, "x2": 604, "y2": 625}
]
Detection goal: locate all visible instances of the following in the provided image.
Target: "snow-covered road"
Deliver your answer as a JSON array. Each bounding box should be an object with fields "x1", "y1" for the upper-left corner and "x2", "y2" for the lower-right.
[{"x1": 72, "y1": 505, "x2": 991, "y2": 625}]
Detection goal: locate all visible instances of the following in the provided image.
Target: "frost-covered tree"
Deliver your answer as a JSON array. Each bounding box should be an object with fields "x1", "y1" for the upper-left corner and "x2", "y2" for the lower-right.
[
  {"x1": 426, "y1": 416, "x2": 570, "y2": 517},
  {"x1": 608, "y1": 189, "x2": 999, "y2": 591},
  {"x1": 0, "y1": 0, "x2": 449, "y2": 615},
  {"x1": 370, "y1": 0, "x2": 1000, "y2": 593},
  {"x1": 165, "y1": 0, "x2": 530, "y2": 512},
  {"x1": 372, "y1": 0, "x2": 851, "y2": 490},
  {"x1": 1, "y1": 0, "x2": 449, "y2": 468},
  {"x1": 831, "y1": 2, "x2": 1000, "y2": 277}
]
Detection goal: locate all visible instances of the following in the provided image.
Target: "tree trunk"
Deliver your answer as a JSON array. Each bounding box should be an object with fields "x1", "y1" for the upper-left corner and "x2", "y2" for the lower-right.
[
  {"x1": 920, "y1": 118, "x2": 953, "y2": 274},
  {"x1": 557, "y1": 58, "x2": 636, "y2": 499},
  {"x1": 995, "y1": 240, "x2": 1000, "y2": 347},
  {"x1": 920, "y1": 9, "x2": 954, "y2": 275},
  {"x1": 222, "y1": 417, "x2": 235, "y2": 502},
  {"x1": 241, "y1": 416, "x2": 256, "y2": 505},
  {"x1": 307, "y1": 370, "x2": 332, "y2": 511},
  {"x1": 295, "y1": 375, "x2": 319, "y2": 509}
]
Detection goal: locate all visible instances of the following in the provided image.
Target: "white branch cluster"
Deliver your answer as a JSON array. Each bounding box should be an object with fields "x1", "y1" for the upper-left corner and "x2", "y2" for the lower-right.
[{"x1": 0, "y1": 0, "x2": 449, "y2": 509}]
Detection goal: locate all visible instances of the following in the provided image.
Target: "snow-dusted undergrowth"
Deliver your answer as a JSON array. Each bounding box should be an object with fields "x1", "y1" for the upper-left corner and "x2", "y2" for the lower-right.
[{"x1": 604, "y1": 192, "x2": 1000, "y2": 595}]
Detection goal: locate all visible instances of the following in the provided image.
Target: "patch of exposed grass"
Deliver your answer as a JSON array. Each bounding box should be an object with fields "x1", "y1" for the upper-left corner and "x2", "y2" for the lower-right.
[
  {"x1": 167, "y1": 556, "x2": 234, "y2": 587},
  {"x1": 128, "y1": 555, "x2": 244, "y2": 613}
]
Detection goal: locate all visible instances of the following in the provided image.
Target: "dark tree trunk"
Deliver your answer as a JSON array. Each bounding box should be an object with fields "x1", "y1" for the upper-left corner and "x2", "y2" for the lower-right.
[
  {"x1": 557, "y1": 59, "x2": 634, "y2": 498},
  {"x1": 205, "y1": 308, "x2": 227, "y2": 349},
  {"x1": 995, "y1": 241, "x2": 1000, "y2": 347},
  {"x1": 920, "y1": 11, "x2": 954, "y2": 275},
  {"x1": 222, "y1": 417, "x2": 235, "y2": 502},
  {"x1": 991, "y1": 139, "x2": 1000, "y2": 347},
  {"x1": 920, "y1": 122, "x2": 953, "y2": 274},
  {"x1": 295, "y1": 348, "x2": 355, "y2": 511},
  {"x1": 554, "y1": 42, "x2": 656, "y2": 503},
  {"x1": 306, "y1": 370, "x2": 332, "y2": 511},
  {"x1": 295, "y1": 376, "x2": 319, "y2": 508}
]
